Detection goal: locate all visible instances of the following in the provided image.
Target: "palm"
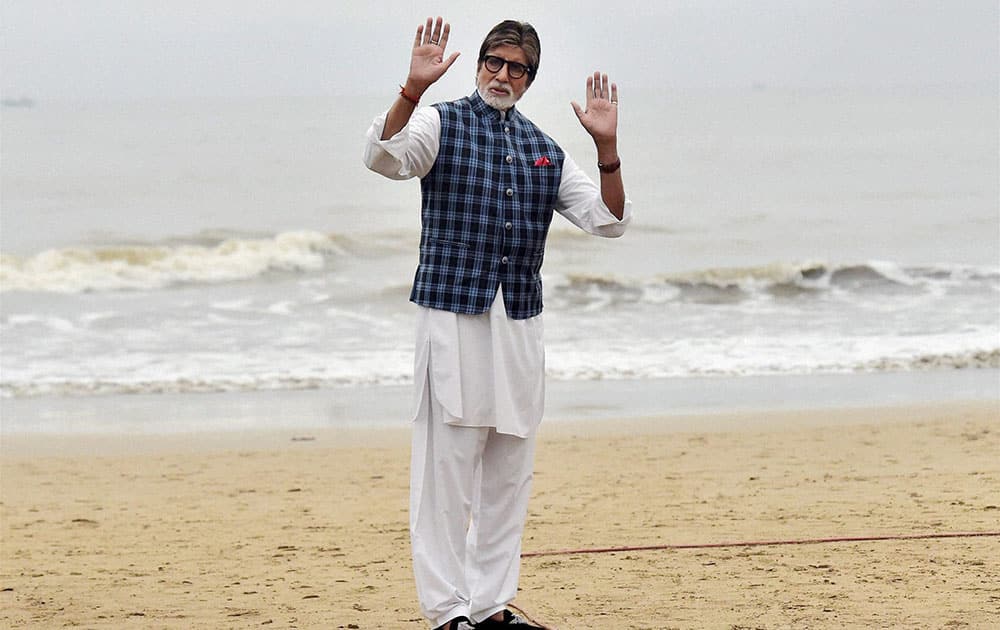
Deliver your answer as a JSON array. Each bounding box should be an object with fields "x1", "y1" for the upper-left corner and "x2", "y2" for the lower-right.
[
  {"x1": 572, "y1": 72, "x2": 619, "y2": 143},
  {"x1": 408, "y1": 17, "x2": 460, "y2": 92},
  {"x1": 577, "y1": 98, "x2": 617, "y2": 140},
  {"x1": 410, "y1": 44, "x2": 450, "y2": 85}
]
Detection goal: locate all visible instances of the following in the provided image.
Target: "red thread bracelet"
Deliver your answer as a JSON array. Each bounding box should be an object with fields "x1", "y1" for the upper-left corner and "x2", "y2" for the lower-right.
[{"x1": 399, "y1": 85, "x2": 420, "y2": 106}]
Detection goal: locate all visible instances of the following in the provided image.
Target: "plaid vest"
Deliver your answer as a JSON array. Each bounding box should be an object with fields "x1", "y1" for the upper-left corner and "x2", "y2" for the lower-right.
[{"x1": 411, "y1": 91, "x2": 564, "y2": 320}]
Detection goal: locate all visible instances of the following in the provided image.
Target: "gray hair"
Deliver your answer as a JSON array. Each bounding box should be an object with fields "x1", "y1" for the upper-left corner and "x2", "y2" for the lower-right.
[{"x1": 477, "y1": 20, "x2": 541, "y2": 84}]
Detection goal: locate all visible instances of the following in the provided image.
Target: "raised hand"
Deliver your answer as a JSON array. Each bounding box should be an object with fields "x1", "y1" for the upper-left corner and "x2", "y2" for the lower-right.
[
  {"x1": 407, "y1": 17, "x2": 460, "y2": 97},
  {"x1": 571, "y1": 72, "x2": 619, "y2": 144}
]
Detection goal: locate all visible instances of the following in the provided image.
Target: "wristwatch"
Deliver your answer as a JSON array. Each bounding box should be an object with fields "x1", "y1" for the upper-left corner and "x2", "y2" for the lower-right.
[{"x1": 597, "y1": 157, "x2": 621, "y2": 174}]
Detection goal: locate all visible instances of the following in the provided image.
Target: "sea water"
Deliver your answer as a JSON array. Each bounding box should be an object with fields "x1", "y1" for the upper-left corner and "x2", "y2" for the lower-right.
[{"x1": 2, "y1": 87, "x2": 997, "y2": 411}]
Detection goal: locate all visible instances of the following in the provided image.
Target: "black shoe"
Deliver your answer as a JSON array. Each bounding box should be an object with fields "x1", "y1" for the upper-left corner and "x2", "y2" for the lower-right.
[
  {"x1": 435, "y1": 616, "x2": 474, "y2": 630},
  {"x1": 475, "y1": 609, "x2": 545, "y2": 629}
]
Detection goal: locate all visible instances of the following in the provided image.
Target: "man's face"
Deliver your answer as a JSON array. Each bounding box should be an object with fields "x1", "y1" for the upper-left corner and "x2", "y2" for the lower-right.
[{"x1": 476, "y1": 44, "x2": 531, "y2": 110}]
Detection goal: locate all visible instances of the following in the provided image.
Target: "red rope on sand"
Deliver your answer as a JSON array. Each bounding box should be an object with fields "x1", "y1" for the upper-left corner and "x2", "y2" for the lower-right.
[{"x1": 521, "y1": 531, "x2": 1000, "y2": 558}]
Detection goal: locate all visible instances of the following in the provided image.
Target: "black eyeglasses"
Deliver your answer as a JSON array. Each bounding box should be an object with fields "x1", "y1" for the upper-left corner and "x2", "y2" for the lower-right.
[{"x1": 482, "y1": 55, "x2": 533, "y2": 80}]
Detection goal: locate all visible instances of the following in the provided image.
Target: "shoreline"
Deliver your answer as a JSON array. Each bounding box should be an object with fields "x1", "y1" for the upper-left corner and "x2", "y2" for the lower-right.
[
  {"x1": 3, "y1": 368, "x2": 998, "y2": 439},
  {"x1": 1, "y1": 400, "x2": 995, "y2": 460}
]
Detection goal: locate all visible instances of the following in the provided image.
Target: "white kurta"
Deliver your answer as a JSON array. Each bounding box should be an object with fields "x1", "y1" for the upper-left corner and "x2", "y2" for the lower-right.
[
  {"x1": 412, "y1": 288, "x2": 543, "y2": 437},
  {"x1": 364, "y1": 106, "x2": 632, "y2": 437}
]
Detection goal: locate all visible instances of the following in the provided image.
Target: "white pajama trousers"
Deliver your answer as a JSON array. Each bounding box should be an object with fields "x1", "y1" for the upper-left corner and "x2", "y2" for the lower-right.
[{"x1": 409, "y1": 376, "x2": 538, "y2": 627}]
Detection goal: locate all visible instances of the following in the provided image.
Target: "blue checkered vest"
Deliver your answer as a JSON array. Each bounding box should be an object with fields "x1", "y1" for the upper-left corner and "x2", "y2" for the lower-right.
[{"x1": 411, "y1": 91, "x2": 565, "y2": 320}]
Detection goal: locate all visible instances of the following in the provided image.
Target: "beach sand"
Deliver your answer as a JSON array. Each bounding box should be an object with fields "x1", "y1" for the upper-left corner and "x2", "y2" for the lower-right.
[{"x1": 2, "y1": 401, "x2": 998, "y2": 628}]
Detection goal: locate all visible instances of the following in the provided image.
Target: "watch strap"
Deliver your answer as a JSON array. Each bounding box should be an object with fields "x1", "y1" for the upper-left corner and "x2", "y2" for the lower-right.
[{"x1": 597, "y1": 157, "x2": 621, "y2": 174}]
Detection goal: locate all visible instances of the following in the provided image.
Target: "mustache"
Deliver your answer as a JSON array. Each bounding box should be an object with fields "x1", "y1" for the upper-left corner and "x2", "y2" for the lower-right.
[{"x1": 487, "y1": 81, "x2": 512, "y2": 95}]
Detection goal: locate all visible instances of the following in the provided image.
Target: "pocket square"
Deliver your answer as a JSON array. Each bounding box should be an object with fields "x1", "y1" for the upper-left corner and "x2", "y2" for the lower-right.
[{"x1": 533, "y1": 156, "x2": 551, "y2": 166}]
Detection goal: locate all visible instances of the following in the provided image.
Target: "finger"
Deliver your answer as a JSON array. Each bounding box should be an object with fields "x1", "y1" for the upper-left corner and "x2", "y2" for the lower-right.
[
  {"x1": 585, "y1": 74, "x2": 594, "y2": 106},
  {"x1": 593, "y1": 71, "x2": 602, "y2": 98},
  {"x1": 431, "y1": 16, "x2": 443, "y2": 45},
  {"x1": 441, "y1": 51, "x2": 461, "y2": 71},
  {"x1": 422, "y1": 17, "x2": 433, "y2": 45},
  {"x1": 414, "y1": 23, "x2": 423, "y2": 49},
  {"x1": 601, "y1": 74, "x2": 610, "y2": 100},
  {"x1": 571, "y1": 101, "x2": 584, "y2": 120},
  {"x1": 611, "y1": 82, "x2": 619, "y2": 104},
  {"x1": 439, "y1": 22, "x2": 451, "y2": 51}
]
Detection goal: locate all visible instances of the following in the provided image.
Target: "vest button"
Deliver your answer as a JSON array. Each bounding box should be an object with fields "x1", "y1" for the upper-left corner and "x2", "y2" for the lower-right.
[
  {"x1": 505, "y1": 221, "x2": 512, "y2": 230},
  {"x1": 501, "y1": 256, "x2": 509, "y2": 264},
  {"x1": 505, "y1": 188, "x2": 513, "y2": 197},
  {"x1": 504, "y1": 126, "x2": 510, "y2": 133},
  {"x1": 505, "y1": 155, "x2": 513, "y2": 164}
]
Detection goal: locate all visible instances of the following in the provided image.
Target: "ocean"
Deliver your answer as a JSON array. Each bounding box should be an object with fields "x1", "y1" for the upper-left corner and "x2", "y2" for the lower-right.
[{"x1": 2, "y1": 87, "x2": 998, "y2": 424}]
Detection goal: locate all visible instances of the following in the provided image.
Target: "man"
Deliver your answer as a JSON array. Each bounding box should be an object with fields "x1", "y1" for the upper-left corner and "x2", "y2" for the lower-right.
[{"x1": 363, "y1": 17, "x2": 631, "y2": 630}]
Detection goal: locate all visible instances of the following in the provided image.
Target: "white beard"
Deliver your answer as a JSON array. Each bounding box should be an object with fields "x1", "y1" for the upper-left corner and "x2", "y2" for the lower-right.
[{"x1": 477, "y1": 81, "x2": 519, "y2": 111}]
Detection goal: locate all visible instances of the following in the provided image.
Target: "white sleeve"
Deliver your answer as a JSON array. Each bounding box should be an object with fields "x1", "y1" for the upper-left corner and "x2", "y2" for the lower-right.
[
  {"x1": 362, "y1": 107, "x2": 441, "y2": 180},
  {"x1": 554, "y1": 153, "x2": 632, "y2": 237}
]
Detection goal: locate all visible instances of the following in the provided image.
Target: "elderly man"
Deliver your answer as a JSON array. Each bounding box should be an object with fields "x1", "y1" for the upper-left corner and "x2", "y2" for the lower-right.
[{"x1": 363, "y1": 17, "x2": 631, "y2": 630}]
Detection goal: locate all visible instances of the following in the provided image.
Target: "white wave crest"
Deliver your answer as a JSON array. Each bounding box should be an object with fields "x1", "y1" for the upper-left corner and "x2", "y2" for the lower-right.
[
  {"x1": 0, "y1": 230, "x2": 344, "y2": 293},
  {"x1": 4, "y1": 347, "x2": 997, "y2": 400},
  {"x1": 549, "y1": 260, "x2": 1000, "y2": 305},
  {"x1": 659, "y1": 260, "x2": 830, "y2": 290}
]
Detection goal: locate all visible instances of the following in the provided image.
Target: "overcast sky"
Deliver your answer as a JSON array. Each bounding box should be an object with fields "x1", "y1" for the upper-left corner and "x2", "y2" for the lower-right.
[{"x1": 2, "y1": 0, "x2": 997, "y2": 102}]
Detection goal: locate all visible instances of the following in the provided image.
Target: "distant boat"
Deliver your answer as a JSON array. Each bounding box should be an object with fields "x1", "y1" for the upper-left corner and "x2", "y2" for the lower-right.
[{"x1": 1, "y1": 97, "x2": 36, "y2": 108}]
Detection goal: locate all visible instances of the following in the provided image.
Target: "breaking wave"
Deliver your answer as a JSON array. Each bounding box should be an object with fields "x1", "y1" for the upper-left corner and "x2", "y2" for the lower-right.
[
  {"x1": 0, "y1": 230, "x2": 347, "y2": 293},
  {"x1": 550, "y1": 260, "x2": 999, "y2": 306}
]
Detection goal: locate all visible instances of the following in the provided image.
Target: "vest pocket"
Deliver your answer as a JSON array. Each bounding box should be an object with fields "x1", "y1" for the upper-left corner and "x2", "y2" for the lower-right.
[
  {"x1": 420, "y1": 238, "x2": 471, "y2": 268},
  {"x1": 521, "y1": 248, "x2": 545, "y2": 274},
  {"x1": 427, "y1": 238, "x2": 469, "y2": 249}
]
